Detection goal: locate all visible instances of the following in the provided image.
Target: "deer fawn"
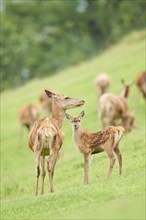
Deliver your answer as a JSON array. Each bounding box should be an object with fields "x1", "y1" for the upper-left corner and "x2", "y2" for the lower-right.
[
  {"x1": 98, "y1": 79, "x2": 133, "y2": 131},
  {"x1": 28, "y1": 90, "x2": 85, "y2": 195},
  {"x1": 65, "y1": 111, "x2": 124, "y2": 184}
]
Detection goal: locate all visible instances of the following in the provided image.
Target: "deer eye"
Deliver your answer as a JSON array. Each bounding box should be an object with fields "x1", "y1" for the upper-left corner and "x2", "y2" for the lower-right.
[{"x1": 65, "y1": 97, "x2": 69, "y2": 100}]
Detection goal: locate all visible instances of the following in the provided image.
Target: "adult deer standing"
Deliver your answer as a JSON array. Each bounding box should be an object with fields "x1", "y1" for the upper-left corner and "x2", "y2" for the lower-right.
[
  {"x1": 65, "y1": 111, "x2": 124, "y2": 184},
  {"x1": 98, "y1": 79, "x2": 133, "y2": 130},
  {"x1": 28, "y1": 90, "x2": 85, "y2": 195}
]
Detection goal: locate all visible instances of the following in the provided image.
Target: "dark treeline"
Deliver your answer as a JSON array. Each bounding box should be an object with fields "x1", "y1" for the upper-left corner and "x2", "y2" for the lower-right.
[{"x1": 1, "y1": 0, "x2": 145, "y2": 91}]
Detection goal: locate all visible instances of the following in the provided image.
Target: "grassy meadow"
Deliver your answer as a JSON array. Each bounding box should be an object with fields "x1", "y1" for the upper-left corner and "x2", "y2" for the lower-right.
[{"x1": 1, "y1": 31, "x2": 145, "y2": 219}]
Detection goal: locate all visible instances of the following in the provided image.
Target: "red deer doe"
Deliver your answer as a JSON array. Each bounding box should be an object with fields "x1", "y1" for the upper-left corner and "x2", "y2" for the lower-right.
[
  {"x1": 65, "y1": 111, "x2": 124, "y2": 184},
  {"x1": 135, "y1": 71, "x2": 146, "y2": 99},
  {"x1": 18, "y1": 104, "x2": 40, "y2": 145},
  {"x1": 28, "y1": 90, "x2": 85, "y2": 195},
  {"x1": 94, "y1": 73, "x2": 110, "y2": 97},
  {"x1": 98, "y1": 79, "x2": 134, "y2": 132}
]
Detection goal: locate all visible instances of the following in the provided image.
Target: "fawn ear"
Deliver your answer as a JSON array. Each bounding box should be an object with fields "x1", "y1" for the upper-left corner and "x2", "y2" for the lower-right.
[
  {"x1": 79, "y1": 110, "x2": 85, "y2": 119},
  {"x1": 65, "y1": 113, "x2": 72, "y2": 121}
]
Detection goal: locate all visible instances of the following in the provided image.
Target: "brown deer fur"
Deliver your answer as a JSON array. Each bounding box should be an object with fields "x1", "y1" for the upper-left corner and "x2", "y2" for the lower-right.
[
  {"x1": 135, "y1": 71, "x2": 146, "y2": 99},
  {"x1": 98, "y1": 79, "x2": 132, "y2": 129},
  {"x1": 19, "y1": 104, "x2": 40, "y2": 130},
  {"x1": 94, "y1": 73, "x2": 110, "y2": 97},
  {"x1": 28, "y1": 90, "x2": 85, "y2": 195},
  {"x1": 121, "y1": 112, "x2": 137, "y2": 132},
  {"x1": 65, "y1": 111, "x2": 124, "y2": 184}
]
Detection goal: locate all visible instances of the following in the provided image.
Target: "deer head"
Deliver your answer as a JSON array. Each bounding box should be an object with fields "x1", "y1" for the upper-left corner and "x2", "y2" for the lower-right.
[
  {"x1": 45, "y1": 90, "x2": 85, "y2": 110},
  {"x1": 65, "y1": 111, "x2": 85, "y2": 129},
  {"x1": 122, "y1": 112, "x2": 138, "y2": 132}
]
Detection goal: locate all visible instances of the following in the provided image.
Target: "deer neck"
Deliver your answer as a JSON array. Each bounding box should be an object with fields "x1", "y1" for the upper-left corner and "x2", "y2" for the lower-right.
[
  {"x1": 51, "y1": 101, "x2": 65, "y2": 129},
  {"x1": 120, "y1": 87, "x2": 130, "y2": 100},
  {"x1": 72, "y1": 126, "x2": 82, "y2": 146}
]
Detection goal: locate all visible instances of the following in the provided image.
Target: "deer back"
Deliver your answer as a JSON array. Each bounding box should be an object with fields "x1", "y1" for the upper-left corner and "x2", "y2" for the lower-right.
[
  {"x1": 99, "y1": 93, "x2": 128, "y2": 118},
  {"x1": 79, "y1": 126, "x2": 124, "y2": 154},
  {"x1": 28, "y1": 117, "x2": 63, "y2": 152}
]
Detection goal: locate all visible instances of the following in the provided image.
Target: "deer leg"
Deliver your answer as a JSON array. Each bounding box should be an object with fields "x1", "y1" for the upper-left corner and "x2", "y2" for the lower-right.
[
  {"x1": 114, "y1": 147, "x2": 122, "y2": 175},
  {"x1": 98, "y1": 110, "x2": 106, "y2": 129},
  {"x1": 106, "y1": 150, "x2": 116, "y2": 178},
  {"x1": 40, "y1": 156, "x2": 46, "y2": 195},
  {"x1": 83, "y1": 154, "x2": 90, "y2": 184},
  {"x1": 47, "y1": 150, "x2": 58, "y2": 193},
  {"x1": 35, "y1": 153, "x2": 41, "y2": 196}
]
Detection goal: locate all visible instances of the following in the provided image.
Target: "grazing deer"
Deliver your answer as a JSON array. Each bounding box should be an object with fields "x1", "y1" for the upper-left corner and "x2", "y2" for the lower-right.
[
  {"x1": 65, "y1": 111, "x2": 124, "y2": 184},
  {"x1": 18, "y1": 104, "x2": 40, "y2": 145},
  {"x1": 98, "y1": 79, "x2": 133, "y2": 129},
  {"x1": 135, "y1": 71, "x2": 146, "y2": 99},
  {"x1": 28, "y1": 90, "x2": 85, "y2": 195},
  {"x1": 39, "y1": 90, "x2": 52, "y2": 115},
  {"x1": 94, "y1": 73, "x2": 110, "y2": 97},
  {"x1": 121, "y1": 112, "x2": 138, "y2": 132}
]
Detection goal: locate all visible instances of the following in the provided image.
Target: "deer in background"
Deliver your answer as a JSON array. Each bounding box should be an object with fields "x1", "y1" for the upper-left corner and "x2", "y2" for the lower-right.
[
  {"x1": 39, "y1": 90, "x2": 52, "y2": 115},
  {"x1": 98, "y1": 79, "x2": 133, "y2": 131},
  {"x1": 18, "y1": 104, "x2": 40, "y2": 146},
  {"x1": 65, "y1": 111, "x2": 124, "y2": 184},
  {"x1": 135, "y1": 71, "x2": 146, "y2": 99},
  {"x1": 28, "y1": 90, "x2": 85, "y2": 195},
  {"x1": 121, "y1": 112, "x2": 138, "y2": 133},
  {"x1": 94, "y1": 73, "x2": 110, "y2": 97}
]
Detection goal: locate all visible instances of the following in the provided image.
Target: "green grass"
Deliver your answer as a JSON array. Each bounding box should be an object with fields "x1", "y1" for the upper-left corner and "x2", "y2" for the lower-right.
[{"x1": 1, "y1": 30, "x2": 145, "y2": 219}]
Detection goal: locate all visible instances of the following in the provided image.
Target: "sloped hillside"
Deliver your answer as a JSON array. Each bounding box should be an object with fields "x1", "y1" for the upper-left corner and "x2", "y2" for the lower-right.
[{"x1": 1, "y1": 30, "x2": 145, "y2": 220}]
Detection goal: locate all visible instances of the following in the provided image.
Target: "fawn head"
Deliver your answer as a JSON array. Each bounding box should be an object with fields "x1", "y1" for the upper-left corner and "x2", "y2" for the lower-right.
[{"x1": 65, "y1": 111, "x2": 85, "y2": 129}]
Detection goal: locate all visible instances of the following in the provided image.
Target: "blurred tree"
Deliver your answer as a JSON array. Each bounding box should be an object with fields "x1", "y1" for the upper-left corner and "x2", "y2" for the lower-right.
[{"x1": 0, "y1": 0, "x2": 145, "y2": 91}]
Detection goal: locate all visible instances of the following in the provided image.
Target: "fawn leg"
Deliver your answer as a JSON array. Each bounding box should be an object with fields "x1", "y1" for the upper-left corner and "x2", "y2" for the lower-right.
[
  {"x1": 106, "y1": 150, "x2": 116, "y2": 178},
  {"x1": 114, "y1": 147, "x2": 122, "y2": 175},
  {"x1": 83, "y1": 154, "x2": 90, "y2": 184}
]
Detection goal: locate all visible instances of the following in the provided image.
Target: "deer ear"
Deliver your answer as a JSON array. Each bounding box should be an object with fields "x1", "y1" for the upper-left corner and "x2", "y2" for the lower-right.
[
  {"x1": 65, "y1": 113, "x2": 72, "y2": 121},
  {"x1": 79, "y1": 110, "x2": 85, "y2": 119},
  {"x1": 45, "y1": 90, "x2": 53, "y2": 98},
  {"x1": 121, "y1": 79, "x2": 125, "y2": 85}
]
